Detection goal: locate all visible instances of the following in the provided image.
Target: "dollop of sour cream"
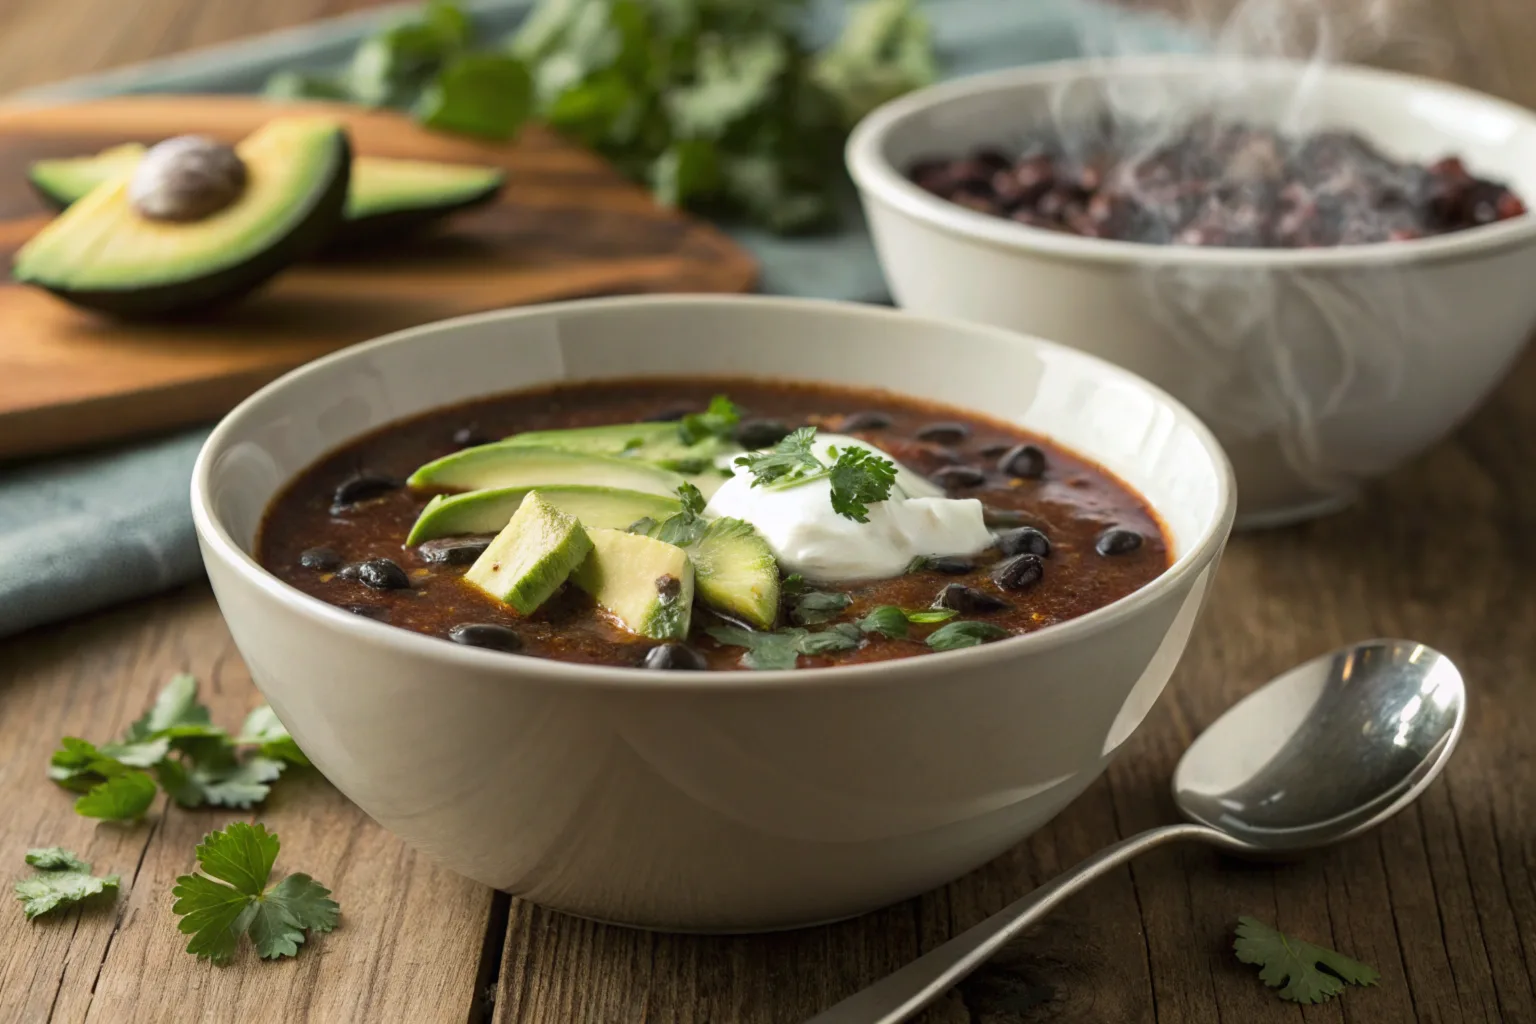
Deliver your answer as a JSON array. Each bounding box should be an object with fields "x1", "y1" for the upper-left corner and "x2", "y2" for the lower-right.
[{"x1": 704, "y1": 433, "x2": 993, "y2": 582}]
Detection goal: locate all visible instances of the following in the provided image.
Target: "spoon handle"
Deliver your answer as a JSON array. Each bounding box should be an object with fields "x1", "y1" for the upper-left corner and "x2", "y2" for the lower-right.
[{"x1": 804, "y1": 822, "x2": 1235, "y2": 1024}]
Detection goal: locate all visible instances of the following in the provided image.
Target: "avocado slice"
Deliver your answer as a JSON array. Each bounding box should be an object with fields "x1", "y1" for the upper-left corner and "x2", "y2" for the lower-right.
[
  {"x1": 502, "y1": 422, "x2": 740, "y2": 475},
  {"x1": 406, "y1": 485, "x2": 683, "y2": 544},
  {"x1": 572, "y1": 528, "x2": 695, "y2": 641},
  {"x1": 408, "y1": 444, "x2": 686, "y2": 497},
  {"x1": 464, "y1": 492, "x2": 593, "y2": 614},
  {"x1": 28, "y1": 147, "x2": 502, "y2": 245},
  {"x1": 14, "y1": 118, "x2": 350, "y2": 316},
  {"x1": 685, "y1": 518, "x2": 781, "y2": 630}
]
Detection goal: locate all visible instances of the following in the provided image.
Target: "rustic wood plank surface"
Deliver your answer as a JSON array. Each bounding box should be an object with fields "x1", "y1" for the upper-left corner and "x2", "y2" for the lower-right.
[{"x1": 3, "y1": 1, "x2": 1536, "y2": 1024}]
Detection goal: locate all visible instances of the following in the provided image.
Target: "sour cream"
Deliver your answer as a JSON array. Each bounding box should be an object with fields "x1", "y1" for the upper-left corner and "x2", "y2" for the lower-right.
[{"x1": 704, "y1": 433, "x2": 992, "y2": 582}]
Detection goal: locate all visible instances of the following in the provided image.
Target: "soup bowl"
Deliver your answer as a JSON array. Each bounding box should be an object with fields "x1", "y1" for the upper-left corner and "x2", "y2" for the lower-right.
[
  {"x1": 847, "y1": 56, "x2": 1536, "y2": 527},
  {"x1": 191, "y1": 295, "x2": 1235, "y2": 931}
]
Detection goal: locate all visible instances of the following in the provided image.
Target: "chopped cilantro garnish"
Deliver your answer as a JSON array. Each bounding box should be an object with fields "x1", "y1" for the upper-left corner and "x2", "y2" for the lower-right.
[
  {"x1": 736, "y1": 426, "x2": 823, "y2": 487},
  {"x1": 1234, "y1": 917, "x2": 1379, "y2": 1004},
  {"x1": 790, "y1": 589, "x2": 853, "y2": 626},
  {"x1": 925, "y1": 620, "x2": 1011, "y2": 651},
  {"x1": 857, "y1": 606, "x2": 909, "y2": 639},
  {"x1": 14, "y1": 848, "x2": 119, "y2": 920},
  {"x1": 706, "y1": 621, "x2": 866, "y2": 669},
  {"x1": 796, "y1": 623, "x2": 864, "y2": 655},
  {"x1": 827, "y1": 444, "x2": 898, "y2": 523},
  {"x1": 172, "y1": 823, "x2": 339, "y2": 965},
  {"x1": 678, "y1": 396, "x2": 741, "y2": 446}
]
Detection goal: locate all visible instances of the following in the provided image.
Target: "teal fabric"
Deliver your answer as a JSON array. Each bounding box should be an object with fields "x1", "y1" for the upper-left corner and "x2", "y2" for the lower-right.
[{"x1": 0, "y1": 0, "x2": 1195, "y2": 638}]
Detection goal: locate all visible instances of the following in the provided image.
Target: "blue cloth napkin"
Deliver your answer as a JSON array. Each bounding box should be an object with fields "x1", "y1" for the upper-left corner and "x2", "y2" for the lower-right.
[{"x1": 0, "y1": 0, "x2": 1195, "y2": 638}]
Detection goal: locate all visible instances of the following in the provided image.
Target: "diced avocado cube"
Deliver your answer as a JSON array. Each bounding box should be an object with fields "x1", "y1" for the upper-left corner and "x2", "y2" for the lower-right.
[
  {"x1": 572, "y1": 528, "x2": 694, "y2": 640},
  {"x1": 464, "y1": 492, "x2": 593, "y2": 614},
  {"x1": 688, "y1": 518, "x2": 781, "y2": 630}
]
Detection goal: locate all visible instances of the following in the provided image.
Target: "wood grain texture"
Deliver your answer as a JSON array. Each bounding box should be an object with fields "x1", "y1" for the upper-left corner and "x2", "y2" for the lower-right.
[{"x1": 0, "y1": 95, "x2": 757, "y2": 460}]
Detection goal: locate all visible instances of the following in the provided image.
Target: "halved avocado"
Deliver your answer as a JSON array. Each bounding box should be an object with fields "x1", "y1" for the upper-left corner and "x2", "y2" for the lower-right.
[
  {"x1": 13, "y1": 118, "x2": 350, "y2": 316},
  {"x1": 28, "y1": 147, "x2": 501, "y2": 246},
  {"x1": 407, "y1": 444, "x2": 686, "y2": 497},
  {"x1": 406, "y1": 485, "x2": 683, "y2": 545}
]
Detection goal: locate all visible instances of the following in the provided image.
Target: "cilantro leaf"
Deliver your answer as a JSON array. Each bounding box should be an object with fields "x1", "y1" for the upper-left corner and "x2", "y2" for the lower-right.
[
  {"x1": 857, "y1": 605, "x2": 909, "y2": 639},
  {"x1": 414, "y1": 53, "x2": 534, "y2": 140},
  {"x1": 124, "y1": 673, "x2": 211, "y2": 742},
  {"x1": 790, "y1": 589, "x2": 852, "y2": 626},
  {"x1": 797, "y1": 622, "x2": 864, "y2": 655},
  {"x1": 706, "y1": 626, "x2": 802, "y2": 671},
  {"x1": 236, "y1": 707, "x2": 311, "y2": 767},
  {"x1": 172, "y1": 823, "x2": 339, "y2": 965},
  {"x1": 674, "y1": 481, "x2": 708, "y2": 517},
  {"x1": 811, "y1": 0, "x2": 937, "y2": 128},
  {"x1": 827, "y1": 444, "x2": 897, "y2": 523},
  {"x1": 780, "y1": 573, "x2": 808, "y2": 599},
  {"x1": 48, "y1": 737, "x2": 120, "y2": 792},
  {"x1": 925, "y1": 621, "x2": 1011, "y2": 652},
  {"x1": 75, "y1": 770, "x2": 157, "y2": 821},
  {"x1": 14, "y1": 850, "x2": 119, "y2": 920},
  {"x1": 635, "y1": 482, "x2": 710, "y2": 547},
  {"x1": 677, "y1": 396, "x2": 741, "y2": 447},
  {"x1": 1234, "y1": 917, "x2": 1380, "y2": 1004},
  {"x1": 736, "y1": 426, "x2": 822, "y2": 487}
]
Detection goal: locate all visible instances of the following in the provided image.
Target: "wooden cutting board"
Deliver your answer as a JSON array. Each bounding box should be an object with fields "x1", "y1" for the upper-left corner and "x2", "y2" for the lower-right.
[{"x1": 0, "y1": 95, "x2": 759, "y2": 461}]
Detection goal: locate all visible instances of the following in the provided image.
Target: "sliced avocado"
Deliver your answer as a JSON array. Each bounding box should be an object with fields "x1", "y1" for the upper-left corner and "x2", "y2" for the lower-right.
[
  {"x1": 14, "y1": 118, "x2": 350, "y2": 316},
  {"x1": 502, "y1": 422, "x2": 740, "y2": 474},
  {"x1": 464, "y1": 492, "x2": 593, "y2": 614},
  {"x1": 572, "y1": 528, "x2": 694, "y2": 640},
  {"x1": 27, "y1": 147, "x2": 501, "y2": 245},
  {"x1": 687, "y1": 518, "x2": 781, "y2": 629},
  {"x1": 407, "y1": 444, "x2": 686, "y2": 497},
  {"x1": 406, "y1": 485, "x2": 682, "y2": 544}
]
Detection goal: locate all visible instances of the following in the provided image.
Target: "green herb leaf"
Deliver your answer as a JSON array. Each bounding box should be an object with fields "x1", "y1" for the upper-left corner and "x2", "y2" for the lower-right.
[
  {"x1": 811, "y1": 0, "x2": 937, "y2": 128},
  {"x1": 1234, "y1": 917, "x2": 1380, "y2": 1004},
  {"x1": 236, "y1": 707, "x2": 311, "y2": 767},
  {"x1": 48, "y1": 737, "x2": 120, "y2": 793},
  {"x1": 124, "y1": 673, "x2": 212, "y2": 742},
  {"x1": 791, "y1": 589, "x2": 853, "y2": 626},
  {"x1": 736, "y1": 426, "x2": 823, "y2": 487},
  {"x1": 827, "y1": 445, "x2": 897, "y2": 522},
  {"x1": 677, "y1": 395, "x2": 741, "y2": 447},
  {"x1": 74, "y1": 771, "x2": 157, "y2": 821},
  {"x1": 172, "y1": 823, "x2": 339, "y2": 965},
  {"x1": 14, "y1": 850, "x2": 119, "y2": 921},
  {"x1": 705, "y1": 625, "x2": 802, "y2": 671},
  {"x1": 675, "y1": 481, "x2": 707, "y2": 516},
  {"x1": 263, "y1": 71, "x2": 353, "y2": 102},
  {"x1": 857, "y1": 605, "x2": 909, "y2": 639},
  {"x1": 925, "y1": 620, "x2": 1011, "y2": 652},
  {"x1": 904, "y1": 608, "x2": 957, "y2": 624},
  {"x1": 797, "y1": 622, "x2": 864, "y2": 655},
  {"x1": 780, "y1": 573, "x2": 807, "y2": 599},
  {"x1": 665, "y1": 34, "x2": 787, "y2": 139},
  {"x1": 415, "y1": 53, "x2": 534, "y2": 139}
]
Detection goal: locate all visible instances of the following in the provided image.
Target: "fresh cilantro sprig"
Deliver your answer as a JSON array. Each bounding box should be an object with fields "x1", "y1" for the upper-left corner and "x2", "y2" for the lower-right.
[
  {"x1": 172, "y1": 823, "x2": 339, "y2": 965},
  {"x1": 736, "y1": 428, "x2": 898, "y2": 522},
  {"x1": 706, "y1": 622, "x2": 863, "y2": 670},
  {"x1": 632, "y1": 483, "x2": 710, "y2": 547},
  {"x1": 789, "y1": 589, "x2": 853, "y2": 626},
  {"x1": 925, "y1": 620, "x2": 1010, "y2": 651},
  {"x1": 678, "y1": 395, "x2": 740, "y2": 447},
  {"x1": 14, "y1": 848, "x2": 120, "y2": 920},
  {"x1": 1234, "y1": 917, "x2": 1380, "y2": 1004}
]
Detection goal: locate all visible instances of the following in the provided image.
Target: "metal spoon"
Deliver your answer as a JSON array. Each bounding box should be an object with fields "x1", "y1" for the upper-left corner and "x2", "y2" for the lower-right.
[{"x1": 806, "y1": 638, "x2": 1466, "y2": 1024}]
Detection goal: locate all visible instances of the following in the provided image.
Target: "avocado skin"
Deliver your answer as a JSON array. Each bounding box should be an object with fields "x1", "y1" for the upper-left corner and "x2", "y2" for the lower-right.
[
  {"x1": 321, "y1": 177, "x2": 503, "y2": 251},
  {"x1": 25, "y1": 132, "x2": 352, "y2": 318},
  {"x1": 28, "y1": 181, "x2": 72, "y2": 215}
]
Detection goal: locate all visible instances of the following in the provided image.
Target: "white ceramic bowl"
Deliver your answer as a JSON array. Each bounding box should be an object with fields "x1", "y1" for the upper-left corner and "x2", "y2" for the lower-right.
[
  {"x1": 192, "y1": 295, "x2": 1234, "y2": 931},
  {"x1": 848, "y1": 56, "x2": 1536, "y2": 527}
]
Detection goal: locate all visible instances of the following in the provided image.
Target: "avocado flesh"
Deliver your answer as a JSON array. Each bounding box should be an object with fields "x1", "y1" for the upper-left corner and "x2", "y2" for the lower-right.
[
  {"x1": 406, "y1": 485, "x2": 683, "y2": 545},
  {"x1": 28, "y1": 148, "x2": 502, "y2": 241},
  {"x1": 14, "y1": 117, "x2": 350, "y2": 315},
  {"x1": 464, "y1": 492, "x2": 593, "y2": 614},
  {"x1": 572, "y1": 528, "x2": 695, "y2": 641},
  {"x1": 503, "y1": 422, "x2": 740, "y2": 474},
  {"x1": 408, "y1": 444, "x2": 686, "y2": 498},
  {"x1": 686, "y1": 518, "x2": 781, "y2": 629}
]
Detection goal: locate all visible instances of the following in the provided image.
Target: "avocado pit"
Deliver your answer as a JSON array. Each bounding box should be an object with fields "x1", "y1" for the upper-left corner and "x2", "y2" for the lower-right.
[{"x1": 128, "y1": 136, "x2": 248, "y2": 222}]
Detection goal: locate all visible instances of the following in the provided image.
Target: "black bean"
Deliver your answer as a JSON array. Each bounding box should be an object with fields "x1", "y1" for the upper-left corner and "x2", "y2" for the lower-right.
[
  {"x1": 344, "y1": 604, "x2": 388, "y2": 621},
  {"x1": 331, "y1": 472, "x2": 401, "y2": 512},
  {"x1": 916, "y1": 422, "x2": 970, "y2": 444},
  {"x1": 641, "y1": 643, "x2": 709, "y2": 670},
  {"x1": 998, "y1": 443, "x2": 1048, "y2": 480},
  {"x1": 933, "y1": 583, "x2": 1011, "y2": 614},
  {"x1": 734, "y1": 418, "x2": 792, "y2": 449},
  {"x1": 452, "y1": 426, "x2": 492, "y2": 448},
  {"x1": 840, "y1": 411, "x2": 892, "y2": 432},
  {"x1": 336, "y1": 558, "x2": 410, "y2": 590},
  {"x1": 448, "y1": 623, "x2": 523, "y2": 652},
  {"x1": 299, "y1": 546, "x2": 342, "y2": 571},
  {"x1": 979, "y1": 441, "x2": 1014, "y2": 458},
  {"x1": 992, "y1": 553, "x2": 1045, "y2": 591},
  {"x1": 645, "y1": 407, "x2": 692, "y2": 423},
  {"x1": 982, "y1": 506, "x2": 1028, "y2": 528},
  {"x1": 995, "y1": 526, "x2": 1051, "y2": 558},
  {"x1": 417, "y1": 536, "x2": 494, "y2": 565},
  {"x1": 930, "y1": 465, "x2": 987, "y2": 490},
  {"x1": 927, "y1": 556, "x2": 974, "y2": 575},
  {"x1": 655, "y1": 574, "x2": 683, "y2": 599},
  {"x1": 1096, "y1": 528, "x2": 1144, "y2": 556}
]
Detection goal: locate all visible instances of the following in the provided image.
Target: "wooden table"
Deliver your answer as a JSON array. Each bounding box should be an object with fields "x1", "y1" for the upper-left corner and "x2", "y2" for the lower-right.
[{"x1": 4, "y1": 2, "x2": 1536, "y2": 1022}]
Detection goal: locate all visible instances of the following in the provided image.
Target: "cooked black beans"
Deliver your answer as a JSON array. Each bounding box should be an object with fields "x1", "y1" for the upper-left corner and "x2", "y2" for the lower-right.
[
  {"x1": 927, "y1": 556, "x2": 974, "y2": 575},
  {"x1": 331, "y1": 472, "x2": 401, "y2": 512},
  {"x1": 642, "y1": 643, "x2": 709, "y2": 670},
  {"x1": 996, "y1": 526, "x2": 1051, "y2": 558},
  {"x1": 1096, "y1": 528, "x2": 1143, "y2": 556},
  {"x1": 930, "y1": 465, "x2": 987, "y2": 490},
  {"x1": 448, "y1": 623, "x2": 523, "y2": 652},
  {"x1": 933, "y1": 583, "x2": 1010, "y2": 614},
  {"x1": 841, "y1": 411, "x2": 892, "y2": 432},
  {"x1": 337, "y1": 558, "x2": 410, "y2": 590},
  {"x1": 645, "y1": 407, "x2": 692, "y2": 423},
  {"x1": 992, "y1": 553, "x2": 1045, "y2": 591},
  {"x1": 916, "y1": 422, "x2": 970, "y2": 444},
  {"x1": 345, "y1": 604, "x2": 388, "y2": 621},
  {"x1": 452, "y1": 426, "x2": 491, "y2": 448},
  {"x1": 979, "y1": 441, "x2": 1014, "y2": 458},
  {"x1": 999, "y1": 443, "x2": 1048, "y2": 480},
  {"x1": 734, "y1": 418, "x2": 792, "y2": 449},
  {"x1": 417, "y1": 536, "x2": 493, "y2": 565},
  {"x1": 299, "y1": 546, "x2": 342, "y2": 571}
]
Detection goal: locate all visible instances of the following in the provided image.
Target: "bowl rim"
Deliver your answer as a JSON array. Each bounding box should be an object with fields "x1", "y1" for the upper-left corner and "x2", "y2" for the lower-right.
[
  {"x1": 846, "y1": 53, "x2": 1536, "y2": 268},
  {"x1": 191, "y1": 294, "x2": 1236, "y2": 692}
]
